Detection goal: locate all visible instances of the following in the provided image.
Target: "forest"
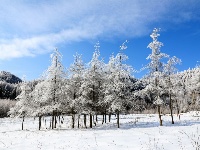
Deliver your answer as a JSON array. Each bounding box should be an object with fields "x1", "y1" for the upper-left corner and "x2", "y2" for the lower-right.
[{"x1": 1, "y1": 28, "x2": 199, "y2": 130}]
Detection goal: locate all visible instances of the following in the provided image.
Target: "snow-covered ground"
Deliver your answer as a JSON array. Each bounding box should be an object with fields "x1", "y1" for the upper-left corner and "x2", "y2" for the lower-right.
[{"x1": 0, "y1": 112, "x2": 200, "y2": 150}]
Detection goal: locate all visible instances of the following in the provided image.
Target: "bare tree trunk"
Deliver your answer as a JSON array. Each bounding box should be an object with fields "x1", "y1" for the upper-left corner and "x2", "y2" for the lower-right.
[
  {"x1": 72, "y1": 114, "x2": 75, "y2": 128},
  {"x1": 90, "y1": 113, "x2": 92, "y2": 128},
  {"x1": 158, "y1": 106, "x2": 162, "y2": 126},
  {"x1": 84, "y1": 114, "x2": 87, "y2": 128},
  {"x1": 72, "y1": 92, "x2": 76, "y2": 129},
  {"x1": 176, "y1": 100, "x2": 180, "y2": 120},
  {"x1": 177, "y1": 107, "x2": 180, "y2": 120},
  {"x1": 117, "y1": 111, "x2": 120, "y2": 128},
  {"x1": 54, "y1": 112, "x2": 57, "y2": 128},
  {"x1": 102, "y1": 114, "x2": 104, "y2": 124},
  {"x1": 49, "y1": 119, "x2": 52, "y2": 129},
  {"x1": 22, "y1": 116, "x2": 24, "y2": 130},
  {"x1": 59, "y1": 115, "x2": 60, "y2": 124},
  {"x1": 169, "y1": 93, "x2": 174, "y2": 124},
  {"x1": 93, "y1": 115, "x2": 96, "y2": 126},
  {"x1": 109, "y1": 113, "x2": 111, "y2": 122},
  {"x1": 39, "y1": 115, "x2": 42, "y2": 130},
  {"x1": 52, "y1": 111, "x2": 54, "y2": 129},
  {"x1": 105, "y1": 110, "x2": 107, "y2": 123},
  {"x1": 55, "y1": 108, "x2": 58, "y2": 128},
  {"x1": 78, "y1": 114, "x2": 80, "y2": 128},
  {"x1": 96, "y1": 114, "x2": 98, "y2": 123}
]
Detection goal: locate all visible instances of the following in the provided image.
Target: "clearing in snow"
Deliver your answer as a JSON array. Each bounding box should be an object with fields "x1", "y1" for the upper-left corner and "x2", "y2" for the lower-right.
[{"x1": 0, "y1": 112, "x2": 200, "y2": 150}]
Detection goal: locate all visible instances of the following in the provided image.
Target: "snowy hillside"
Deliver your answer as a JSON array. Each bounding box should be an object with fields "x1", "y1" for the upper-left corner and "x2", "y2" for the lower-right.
[
  {"x1": 0, "y1": 71, "x2": 22, "y2": 84},
  {"x1": 0, "y1": 113, "x2": 199, "y2": 150},
  {"x1": 0, "y1": 71, "x2": 22, "y2": 99}
]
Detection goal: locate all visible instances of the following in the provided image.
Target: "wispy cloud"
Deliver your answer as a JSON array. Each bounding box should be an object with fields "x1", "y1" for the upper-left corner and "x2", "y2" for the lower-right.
[
  {"x1": 0, "y1": 27, "x2": 101, "y2": 59},
  {"x1": 0, "y1": 0, "x2": 199, "y2": 59}
]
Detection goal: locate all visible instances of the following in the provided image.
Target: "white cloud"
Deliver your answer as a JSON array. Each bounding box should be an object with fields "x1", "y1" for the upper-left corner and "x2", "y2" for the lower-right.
[
  {"x1": 0, "y1": 0, "x2": 199, "y2": 59},
  {"x1": 0, "y1": 27, "x2": 100, "y2": 59}
]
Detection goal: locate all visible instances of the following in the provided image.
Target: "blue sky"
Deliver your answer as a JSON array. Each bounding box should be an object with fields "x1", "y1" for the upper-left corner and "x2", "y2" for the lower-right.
[{"x1": 0, "y1": 0, "x2": 200, "y2": 80}]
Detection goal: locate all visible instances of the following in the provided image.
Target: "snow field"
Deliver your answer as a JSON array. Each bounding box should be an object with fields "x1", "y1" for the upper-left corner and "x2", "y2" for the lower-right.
[{"x1": 0, "y1": 113, "x2": 200, "y2": 150}]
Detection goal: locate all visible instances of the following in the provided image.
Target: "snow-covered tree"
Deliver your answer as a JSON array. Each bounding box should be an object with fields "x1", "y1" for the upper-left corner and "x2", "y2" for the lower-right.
[
  {"x1": 9, "y1": 80, "x2": 32, "y2": 118},
  {"x1": 188, "y1": 67, "x2": 200, "y2": 110},
  {"x1": 65, "y1": 53, "x2": 85, "y2": 128},
  {"x1": 8, "y1": 78, "x2": 32, "y2": 130},
  {"x1": 32, "y1": 48, "x2": 66, "y2": 129},
  {"x1": 103, "y1": 41, "x2": 133, "y2": 128},
  {"x1": 102, "y1": 54, "x2": 116, "y2": 122},
  {"x1": 163, "y1": 56, "x2": 181, "y2": 124},
  {"x1": 146, "y1": 28, "x2": 169, "y2": 126},
  {"x1": 180, "y1": 67, "x2": 200, "y2": 111},
  {"x1": 79, "y1": 42, "x2": 105, "y2": 128}
]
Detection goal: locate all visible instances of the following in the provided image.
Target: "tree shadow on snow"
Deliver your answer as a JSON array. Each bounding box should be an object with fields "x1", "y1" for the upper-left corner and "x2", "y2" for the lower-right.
[{"x1": 92, "y1": 119, "x2": 200, "y2": 131}]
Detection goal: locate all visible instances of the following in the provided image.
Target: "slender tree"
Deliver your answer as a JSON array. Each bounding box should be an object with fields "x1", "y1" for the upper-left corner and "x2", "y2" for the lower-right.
[
  {"x1": 8, "y1": 79, "x2": 32, "y2": 130},
  {"x1": 67, "y1": 53, "x2": 85, "y2": 128},
  {"x1": 146, "y1": 28, "x2": 169, "y2": 126},
  {"x1": 80, "y1": 42, "x2": 105, "y2": 128},
  {"x1": 164, "y1": 56, "x2": 181, "y2": 124},
  {"x1": 32, "y1": 48, "x2": 66, "y2": 129}
]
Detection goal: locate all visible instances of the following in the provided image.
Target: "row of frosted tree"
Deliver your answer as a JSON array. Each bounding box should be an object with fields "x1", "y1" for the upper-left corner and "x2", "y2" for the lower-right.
[{"x1": 9, "y1": 28, "x2": 200, "y2": 129}]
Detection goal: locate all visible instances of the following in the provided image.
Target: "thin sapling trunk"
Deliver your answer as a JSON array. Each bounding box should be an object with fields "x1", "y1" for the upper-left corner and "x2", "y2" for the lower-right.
[
  {"x1": 169, "y1": 93, "x2": 174, "y2": 124},
  {"x1": 158, "y1": 105, "x2": 162, "y2": 126},
  {"x1": 22, "y1": 116, "x2": 24, "y2": 130},
  {"x1": 117, "y1": 110, "x2": 120, "y2": 128},
  {"x1": 39, "y1": 115, "x2": 42, "y2": 130},
  {"x1": 84, "y1": 114, "x2": 87, "y2": 128},
  {"x1": 90, "y1": 113, "x2": 92, "y2": 128}
]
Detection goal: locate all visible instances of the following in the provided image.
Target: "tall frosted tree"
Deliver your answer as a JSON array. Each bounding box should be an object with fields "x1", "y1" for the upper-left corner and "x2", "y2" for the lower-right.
[
  {"x1": 66, "y1": 53, "x2": 85, "y2": 128},
  {"x1": 37, "y1": 48, "x2": 66, "y2": 129},
  {"x1": 102, "y1": 54, "x2": 116, "y2": 123},
  {"x1": 79, "y1": 42, "x2": 105, "y2": 128},
  {"x1": 103, "y1": 41, "x2": 133, "y2": 128},
  {"x1": 146, "y1": 28, "x2": 169, "y2": 126}
]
